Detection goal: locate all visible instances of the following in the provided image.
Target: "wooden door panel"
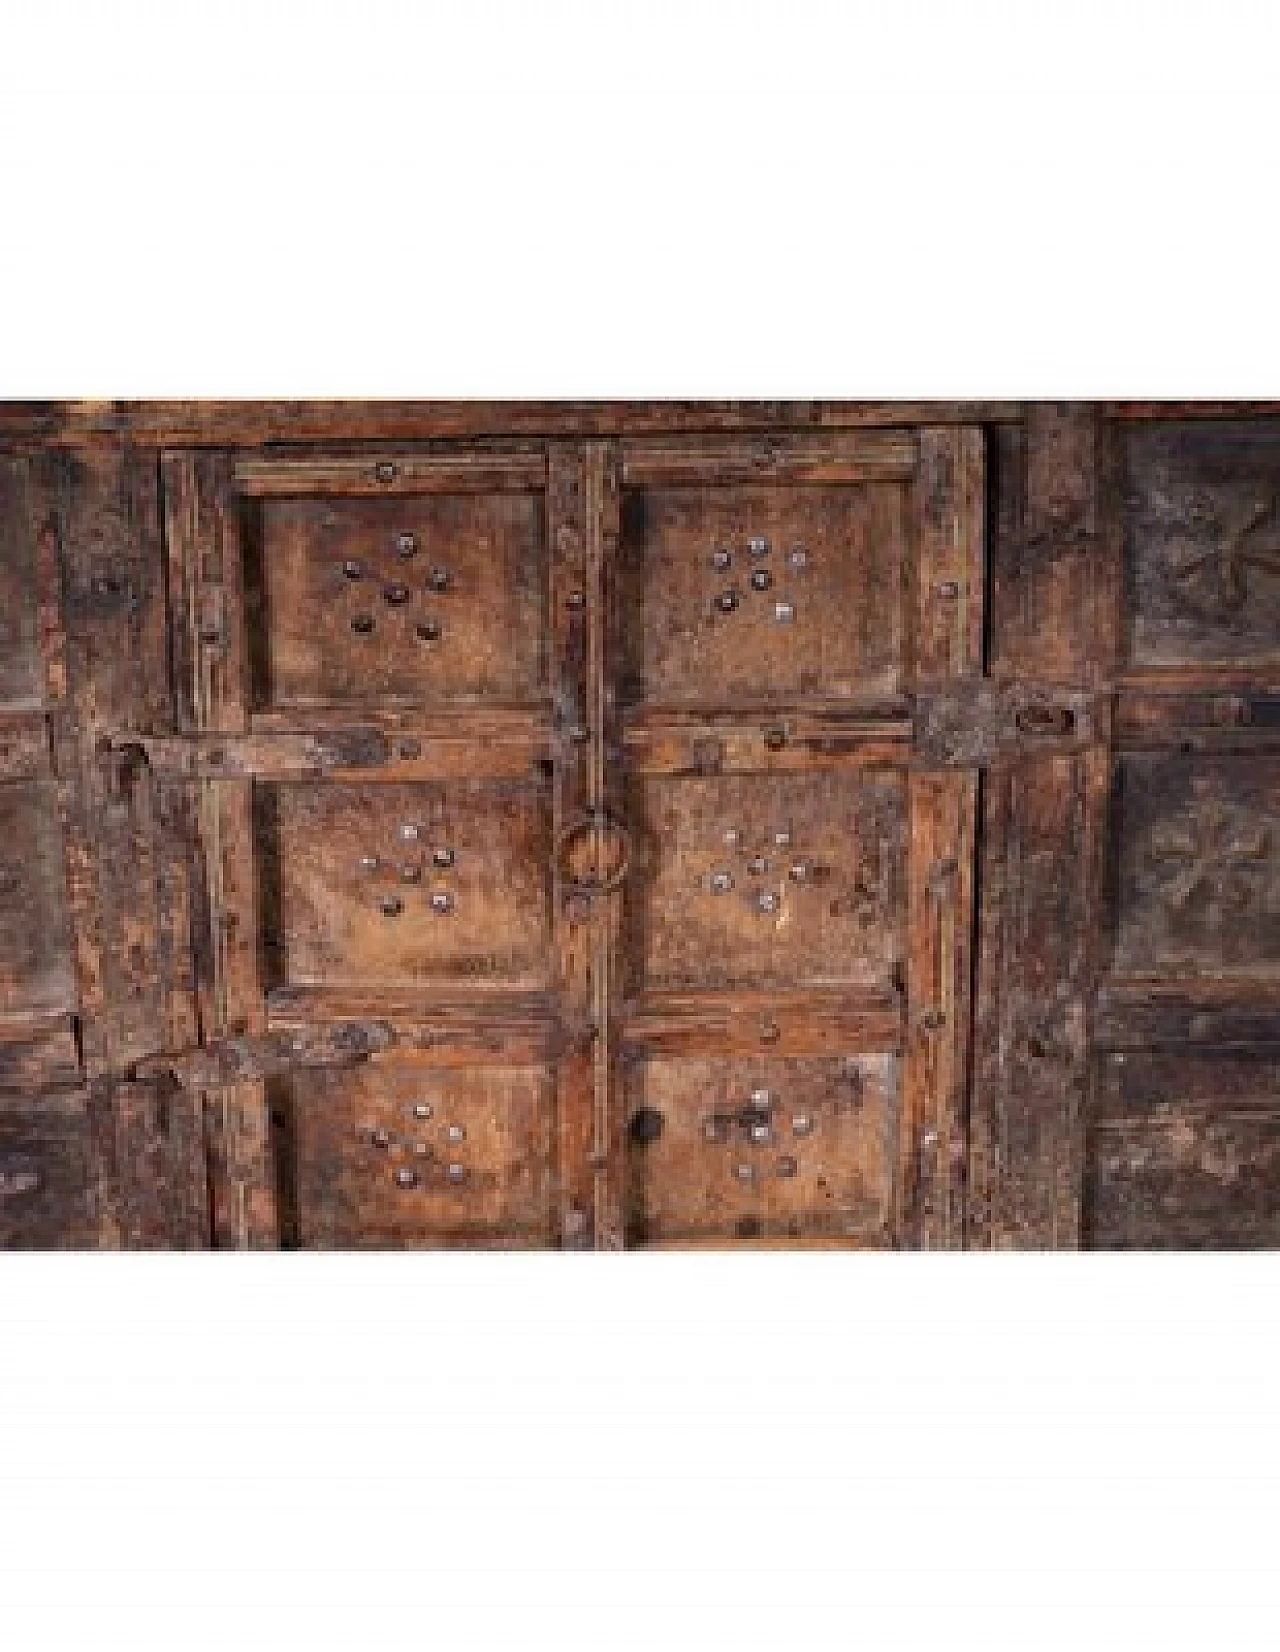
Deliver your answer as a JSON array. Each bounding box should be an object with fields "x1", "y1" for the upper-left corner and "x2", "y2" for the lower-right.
[
  {"x1": 0, "y1": 425, "x2": 984, "y2": 1250},
  {"x1": 0, "y1": 1096, "x2": 99, "y2": 1249},
  {"x1": 266, "y1": 776, "x2": 552, "y2": 992},
  {"x1": 1086, "y1": 1054, "x2": 1280, "y2": 1248},
  {"x1": 1112, "y1": 753, "x2": 1280, "y2": 977},
  {"x1": 611, "y1": 429, "x2": 982, "y2": 1248},
  {"x1": 0, "y1": 459, "x2": 42, "y2": 710},
  {"x1": 624, "y1": 1053, "x2": 899, "y2": 1246},
  {"x1": 617, "y1": 479, "x2": 907, "y2": 703},
  {"x1": 161, "y1": 444, "x2": 583, "y2": 1249},
  {"x1": 1085, "y1": 416, "x2": 1280, "y2": 1249},
  {"x1": 277, "y1": 1061, "x2": 556, "y2": 1249},
  {"x1": 0, "y1": 778, "x2": 75, "y2": 1015},
  {"x1": 625, "y1": 768, "x2": 906, "y2": 993},
  {"x1": 1124, "y1": 420, "x2": 1280, "y2": 670},
  {"x1": 249, "y1": 490, "x2": 547, "y2": 708}
]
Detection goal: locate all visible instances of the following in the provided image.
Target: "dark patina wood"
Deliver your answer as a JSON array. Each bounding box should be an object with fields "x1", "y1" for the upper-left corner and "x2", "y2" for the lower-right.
[{"x1": 1, "y1": 400, "x2": 1277, "y2": 1247}]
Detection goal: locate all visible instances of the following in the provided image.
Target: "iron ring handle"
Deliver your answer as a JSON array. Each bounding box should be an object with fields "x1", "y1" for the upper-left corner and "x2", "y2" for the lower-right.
[{"x1": 554, "y1": 807, "x2": 632, "y2": 897}]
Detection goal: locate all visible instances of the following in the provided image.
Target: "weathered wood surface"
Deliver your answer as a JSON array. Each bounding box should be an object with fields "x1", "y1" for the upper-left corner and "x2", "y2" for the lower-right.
[{"x1": 3, "y1": 401, "x2": 1280, "y2": 1246}]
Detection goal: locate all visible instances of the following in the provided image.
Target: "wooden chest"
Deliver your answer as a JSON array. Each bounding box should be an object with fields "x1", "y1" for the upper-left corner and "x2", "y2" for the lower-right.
[{"x1": 2, "y1": 401, "x2": 1278, "y2": 1248}]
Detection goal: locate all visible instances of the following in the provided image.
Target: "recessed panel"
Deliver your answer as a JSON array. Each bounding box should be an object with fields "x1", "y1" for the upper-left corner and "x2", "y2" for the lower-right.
[
  {"x1": 0, "y1": 781, "x2": 74, "y2": 1015},
  {"x1": 628, "y1": 769, "x2": 906, "y2": 993},
  {"x1": 1088, "y1": 1055, "x2": 1280, "y2": 1248},
  {"x1": 0, "y1": 1099, "x2": 98, "y2": 1249},
  {"x1": 0, "y1": 459, "x2": 40, "y2": 709},
  {"x1": 255, "y1": 492, "x2": 547, "y2": 706},
  {"x1": 618, "y1": 482, "x2": 906, "y2": 704},
  {"x1": 283, "y1": 1063, "x2": 555, "y2": 1247},
  {"x1": 1113, "y1": 754, "x2": 1280, "y2": 977},
  {"x1": 269, "y1": 779, "x2": 552, "y2": 991},
  {"x1": 625, "y1": 1054, "x2": 898, "y2": 1245},
  {"x1": 1125, "y1": 421, "x2": 1280, "y2": 667}
]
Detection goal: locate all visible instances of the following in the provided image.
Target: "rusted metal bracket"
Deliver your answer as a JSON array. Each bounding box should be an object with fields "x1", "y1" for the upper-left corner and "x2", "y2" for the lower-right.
[
  {"x1": 103, "y1": 728, "x2": 393, "y2": 780},
  {"x1": 134, "y1": 1020, "x2": 397, "y2": 1091},
  {"x1": 913, "y1": 682, "x2": 1105, "y2": 766}
]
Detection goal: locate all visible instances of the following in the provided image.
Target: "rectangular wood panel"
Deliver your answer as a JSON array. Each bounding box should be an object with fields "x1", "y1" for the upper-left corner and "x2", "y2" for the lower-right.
[
  {"x1": 278, "y1": 1062, "x2": 556, "y2": 1248},
  {"x1": 249, "y1": 491, "x2": 548, "y2": 709}
]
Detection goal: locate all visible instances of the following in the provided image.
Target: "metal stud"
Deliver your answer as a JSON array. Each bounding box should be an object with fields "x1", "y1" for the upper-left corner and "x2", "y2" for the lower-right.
[
  {"x1": 358, "y1": 854, "x2": 380, "y2": 874},
  {"x1": 773, "y1": 829, "x2": 792, "y2": 848},
  {"x1": 734, "y1": 1162, "x2": 756, "y2": 1182},
  {"x1": 399, "y1": 823, "x2": 419, "y2": 842},
  {"x1": 383, "y1": 581, "x2": 411, "y2": 605},
  {"x1": 413, "y1": 1141, "x2": 430, "y2": 1157},
  {"x1": 342, "y1": 558, "x2": 365, "y2": 580},
  {"x1": 380, "y1": 894, "x2": 404, "y2": 918},
  {"x1": 747, "y1": 536, "x2": 769, "y2": 558},
  {"x1": 789, "y1": 859, "x2": 811, "y2": 882},
  {"x1": 777, "y1": 1155, "x2": 799, "y2": 1178},
  {"x1": 416, "y1": 619, "x2": 443, "y2": 643},
  {"x1": 566, "y1": 590, "x2": 586, "y2": 611},
  {"x1": 395, "y1": 531, "x2": 418, "y2": 557},
  {"x1": 399, "y1": 862, "x2": 422, "y2": 883},
  {"x1": 411, "y1": 1102, "x2": 433, "y2": 1120},
  {"x1": 394, "y1": 1166, "x2": 418, "y2": 1188},
  {"x1": 432, "y1": 846, "x2": 456, "y2": 869},
  {"x1": 774, "y1": 600, "x2": 795, "y2": 624},
  {"x1": 710, "y1": 870, "x2": 734, "y2": 895},
  {"x1": 723, "y1": 827, "x2": 742, "y2": 848},
  {"x1": 716, "y1": 589, "x2": 740, "y2": 613},
  {"x1": 788, "y1": 546, "x2": 808, "y2": 569},
  {"x1": 711, "y1": 548, "x2": 732, "y2": 571},
  {"x1": 375, "y1": 460, "x2": 398, "y2": 484},
  {"x1": 749, "y1": 1122, "x2": 772, "y2": 1144},
  {"x1": 750, "y1": 568, "x2": 772, "y2": 592},
  {"x1": 351, "y1": 613, "x2": 375, "y2": 635},
  {"x1": 750, "y1": 1087, "x2": 774, "y2": 1108},
  {"x1": 934, "y1": 579, "x2": 959, "y2": 600},
  {"x1": 703, "y1": 1118, "x2": 728, "y2": 1143},
  {"x1": 756, "y1": 890, "x2": 780, "y2": 914},
  {"x1": 372, "y1": 1128, "x2": 391, "y2": 1149},
  {"x1": 431, "y1": 891, "x2": 454, "y2": 915},
  {"x1": 445, "y1": 1123, "x2": 466, "y2": 1144},
  {"x1": 428, "y1": 567, "x2": 450, "y2": 593},
  {"x1": 445, "y1": 1163, "x2": 467, "y2": 1184},
  {"x1": 747, "y1": 855, "x2": 769, "y2": 876},
  {"x1": 792, "y1": 1113, "x2": 814, "y2": 1137}
]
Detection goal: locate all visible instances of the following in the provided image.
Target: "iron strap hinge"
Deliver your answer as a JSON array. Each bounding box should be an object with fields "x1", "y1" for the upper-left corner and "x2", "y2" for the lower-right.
[{"x1": 912, "y1": 681, "x2": 1106, "y2": 767}]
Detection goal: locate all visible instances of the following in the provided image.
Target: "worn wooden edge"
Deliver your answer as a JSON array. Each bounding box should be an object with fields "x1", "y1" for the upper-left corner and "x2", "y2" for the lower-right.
[
  {"x1": 0, "y1": 402, "x2": 1032, "y2": 448},
  {"x1": 8, "y1": 402, "x2": 1280, "y2": 450},
  {"x1": 232, "y1": 445, "x2": 549, "y2": 495},
  {"x1": 620, "y1": 430, "x2": 920, "y2": 487},
  {"x1": 618, "y1": 989, "x2": 903, "y2": 1060}
]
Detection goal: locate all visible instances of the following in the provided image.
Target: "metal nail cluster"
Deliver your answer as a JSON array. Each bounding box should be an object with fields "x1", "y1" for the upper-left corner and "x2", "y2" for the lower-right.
[
  {"x1": 706, "y1": 824, "x2": 816, "y2": 917},
  {"x1": 708, "y1": 535, "x2": 808, "y2": 624},
  {"x1": 360, "y1": 824, "x2": 458, "y2": 918},
  {"x1": 340, "y1": 528, "x2": 451, "y2": 645},
  {"x1": 701, "y1": 1085, "x2": 817, "y2": 1184},
  {"x1": 366, "y1": 1099, "x2": 471, "y2": 1189}
]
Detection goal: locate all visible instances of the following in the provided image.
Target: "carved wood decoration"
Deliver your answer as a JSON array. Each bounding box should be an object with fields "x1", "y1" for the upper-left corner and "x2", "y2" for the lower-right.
[{"x1": 1, "y1": 401, "x2": 1278, "y2": 1247}]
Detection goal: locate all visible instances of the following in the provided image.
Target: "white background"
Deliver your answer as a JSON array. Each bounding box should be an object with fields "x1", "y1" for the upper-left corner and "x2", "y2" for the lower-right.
[{"x1": 2, "y1": 5, "x2": 1279, "y2": 1649}]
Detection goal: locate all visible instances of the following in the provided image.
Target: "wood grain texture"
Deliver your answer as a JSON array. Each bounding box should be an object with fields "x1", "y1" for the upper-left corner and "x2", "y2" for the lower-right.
[{"x1": 6, "y1": 402, "x2": 1280, "y2": 1246}]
